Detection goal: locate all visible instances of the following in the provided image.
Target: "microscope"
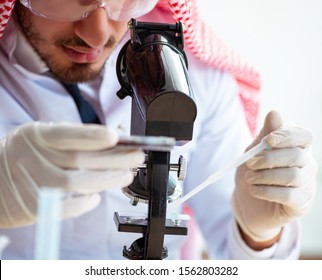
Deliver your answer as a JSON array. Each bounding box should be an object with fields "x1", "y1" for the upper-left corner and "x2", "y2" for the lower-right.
[{"x1": 114, "y1": 19, "x2": 197, "y2": 260}]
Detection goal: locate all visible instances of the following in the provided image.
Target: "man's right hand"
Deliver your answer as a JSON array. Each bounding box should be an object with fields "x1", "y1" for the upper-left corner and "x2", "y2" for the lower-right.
[{"x1": 0, "y1": 122, "x2": 145, "y2": 228}]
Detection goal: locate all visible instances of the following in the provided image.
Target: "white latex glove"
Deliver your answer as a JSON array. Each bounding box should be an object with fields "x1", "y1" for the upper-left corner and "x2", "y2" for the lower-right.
[
  {"x1": 0, "y1": 122, "x2": 145, "y2": 228},
  {"x1": 232, "y1": 111, "x2": 317, "y2": 242}
]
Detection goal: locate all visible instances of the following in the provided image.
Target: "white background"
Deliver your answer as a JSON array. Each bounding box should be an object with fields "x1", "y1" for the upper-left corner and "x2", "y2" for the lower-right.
[{"x1": 198, "y1": 0, "x2": 322, "y2": 258}]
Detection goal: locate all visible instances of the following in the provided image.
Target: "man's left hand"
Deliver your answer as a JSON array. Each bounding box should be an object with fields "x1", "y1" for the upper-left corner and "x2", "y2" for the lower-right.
[{"x1": 232, "y1": 111, "x2": 317, "y2": 248}]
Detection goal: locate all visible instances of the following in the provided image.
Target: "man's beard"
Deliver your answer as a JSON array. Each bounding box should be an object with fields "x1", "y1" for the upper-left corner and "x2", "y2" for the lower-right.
[{"x1": 14, "y1": 6, "x2": 115, "y2": 83}]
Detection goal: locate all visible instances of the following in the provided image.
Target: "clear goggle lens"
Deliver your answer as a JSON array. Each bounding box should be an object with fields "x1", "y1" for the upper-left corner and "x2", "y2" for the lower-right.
[{"x1": 20, "y1": 0, "x2": 159, "y2": 21}]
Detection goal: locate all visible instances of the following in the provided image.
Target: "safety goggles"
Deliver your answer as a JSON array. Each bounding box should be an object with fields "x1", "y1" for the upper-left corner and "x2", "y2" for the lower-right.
[{"x1": 19, "y1": 0, "x2": 159, "y2": 22}]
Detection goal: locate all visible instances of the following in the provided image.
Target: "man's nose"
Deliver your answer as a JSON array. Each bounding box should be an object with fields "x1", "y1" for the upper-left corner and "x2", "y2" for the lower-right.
[{"x1": 73, "y1": 8, "x2": 111, "y2": 48}]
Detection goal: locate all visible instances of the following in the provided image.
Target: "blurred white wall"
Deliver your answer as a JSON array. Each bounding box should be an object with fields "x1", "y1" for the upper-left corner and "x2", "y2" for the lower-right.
[{"x1": 197, "y1": 0, "x2": 322, "y2": 257}]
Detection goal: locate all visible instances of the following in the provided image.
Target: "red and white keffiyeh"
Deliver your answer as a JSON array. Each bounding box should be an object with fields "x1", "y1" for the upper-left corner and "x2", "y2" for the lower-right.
[
  {"x1": 0, "y1": 0, "x2": 261, "y2": 134},
  {"x1": 0, "y1": 0, "x2": 14, "y2": 37}
]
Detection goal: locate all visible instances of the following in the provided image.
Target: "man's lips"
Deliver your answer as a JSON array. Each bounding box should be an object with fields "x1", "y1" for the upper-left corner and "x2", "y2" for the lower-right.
[{"x1": 62, "y1": 45, "x2": 103, "y2": 63}]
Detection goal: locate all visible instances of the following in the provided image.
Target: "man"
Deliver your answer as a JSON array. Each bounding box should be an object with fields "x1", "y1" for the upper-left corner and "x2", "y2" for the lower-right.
[{"x1": 0, "y1": 0, "x2": 317, "y2": 259}]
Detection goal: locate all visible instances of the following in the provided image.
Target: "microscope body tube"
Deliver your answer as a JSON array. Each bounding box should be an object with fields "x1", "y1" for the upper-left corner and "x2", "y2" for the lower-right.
[{"x1": 117, "y1": 20, "x2": 197, "y2": 141}]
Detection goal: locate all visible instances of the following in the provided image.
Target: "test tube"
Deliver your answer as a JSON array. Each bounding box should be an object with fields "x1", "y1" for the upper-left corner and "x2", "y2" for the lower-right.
[
  {"x1": 0, "y1": 235, "x2": 10, "y2": 259},
  {"x1": 34, "y1": 187, "x2": 63, "y2": 260}
]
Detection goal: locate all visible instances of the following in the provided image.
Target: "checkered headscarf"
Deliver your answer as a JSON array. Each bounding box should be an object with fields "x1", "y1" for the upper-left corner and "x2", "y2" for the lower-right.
[
  {"x1": 0, "y1": 0, "x2": 261, "y2": 134},
  {"x1": 0, "y1": 0, "x2": 14, "y2": 37}
]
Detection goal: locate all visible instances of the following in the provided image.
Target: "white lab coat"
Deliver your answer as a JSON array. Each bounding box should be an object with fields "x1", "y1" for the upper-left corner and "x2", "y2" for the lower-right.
[{"x1": 0, "y1": 14, "x2": 300, "y2": 260}]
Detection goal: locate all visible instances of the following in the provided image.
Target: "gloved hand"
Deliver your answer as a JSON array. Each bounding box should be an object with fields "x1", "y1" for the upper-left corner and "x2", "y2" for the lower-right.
[
  {"x1": 232, "y1": 111, "x2": 317, "y2": 244},
  {"x1": 0, "y1": 122, "x2": 145, "y2": 228}
]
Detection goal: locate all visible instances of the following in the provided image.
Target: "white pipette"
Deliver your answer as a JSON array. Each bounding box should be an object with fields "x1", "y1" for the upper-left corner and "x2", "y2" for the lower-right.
[{"x1": 169, "y1": 139, "x2": 270, "y2": 209}]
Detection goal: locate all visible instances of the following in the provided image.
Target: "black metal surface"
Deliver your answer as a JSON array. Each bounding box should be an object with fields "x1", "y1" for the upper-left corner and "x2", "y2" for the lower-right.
[
  {"x1": 144, "y1": 151, "x2": 169, "y2": 259},
  {"x1": 114, "y1": 212, "x2": 188, "y2": 235}
]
